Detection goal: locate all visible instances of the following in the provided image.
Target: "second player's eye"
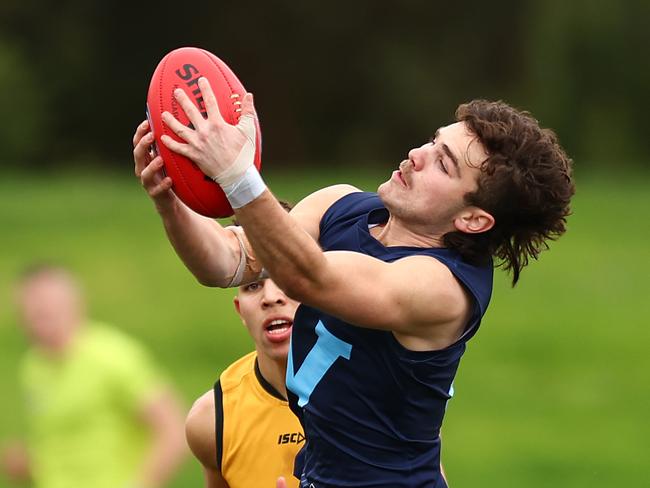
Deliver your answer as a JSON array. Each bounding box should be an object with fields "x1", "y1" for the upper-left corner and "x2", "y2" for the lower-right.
[
  {"x1": 244, "y1": 281, "x2": 262, "y2": 292},
  {"x1": 438, "y1": 159, "x2": 448, "y2": 174}
]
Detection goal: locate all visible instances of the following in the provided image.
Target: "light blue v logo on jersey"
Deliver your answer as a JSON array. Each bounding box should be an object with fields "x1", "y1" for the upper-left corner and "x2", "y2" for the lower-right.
[{"x1": 287, "y1": 320, "x2": 352, "y2": 407}]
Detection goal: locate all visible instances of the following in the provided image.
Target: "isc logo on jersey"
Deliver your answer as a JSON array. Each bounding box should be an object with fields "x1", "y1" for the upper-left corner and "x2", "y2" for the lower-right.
[{"x1": 277, "y1": 432, "x2": 305, "y2": 445}]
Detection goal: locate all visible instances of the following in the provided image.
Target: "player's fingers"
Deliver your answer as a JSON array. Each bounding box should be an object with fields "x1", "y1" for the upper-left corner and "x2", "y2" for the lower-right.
[
  {"x1": 276, "y1": 477, "x2": 287, "y2": 488},
  {"x1": 133, "y1": 130, "x2": 153, "y2": 157},
  {"x1": 149, "y1": 176, "x2": 174, "y2": 197},
  {"x1": 141, "y1": 158, "x2": 175, "y2": 201},
  {"x1": 160, "y1": 134, "x2": 197, "y2": 161},
  {"x1": 199, "y1": 77, "x2": 225, "y2": 125},
  {"x1": 161, "y1": 111, "x2": 196, "y2": 143},
  {"x1": 132, "y1": 119, "x2": 150, "y2": 147},
  {"x1": 173, "y1": 87, "x2": 205, "y2": 129},
  {"x1": 240, "y1": 93, "x2": 256, "y2": 119},
  {"x1": 236, "y1": 94, "x2": 256, "y2": 144},
  {"x1": 133, "y1": 132, "x2": 155, "y2": 177},
  {"x1": 140, "y1": 155, "x2": 165, "y2": 188}
]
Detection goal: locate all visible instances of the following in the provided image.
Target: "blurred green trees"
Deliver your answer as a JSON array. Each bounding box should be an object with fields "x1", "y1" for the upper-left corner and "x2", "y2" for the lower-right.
[{"x1": 0, "y1": 0, "x2": 648, "y2": 168}]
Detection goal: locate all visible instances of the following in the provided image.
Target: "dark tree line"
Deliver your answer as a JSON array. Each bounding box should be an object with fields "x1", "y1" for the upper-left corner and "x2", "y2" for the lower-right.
[{"x1": 1, "y1": 0, "x2": 648, "y2": 169}]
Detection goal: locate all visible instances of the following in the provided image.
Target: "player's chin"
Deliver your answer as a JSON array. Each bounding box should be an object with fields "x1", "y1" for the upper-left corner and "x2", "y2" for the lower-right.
[
  {"x1": 377, "y1": 180, "x2": 391, "y2": 196},
  {"x1": 266, "y1": 329, "x2": 291, "y2": 350},
  {"x1": 377, "y1": 179, "x2": 401, "y2": 202},
  {"x1": 265, "y1": 342, "x2": 290, "y2": 362}
]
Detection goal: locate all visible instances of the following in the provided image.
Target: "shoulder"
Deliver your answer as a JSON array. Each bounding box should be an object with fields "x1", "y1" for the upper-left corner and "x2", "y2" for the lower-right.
[
  {"x1": 219, "y1": 351, "x2": 256, "y2": 392},
  {"x1": 297, "y1": 184, "x2": 361, "y2": 207},
  {"x1": 19, "y1": 348, "x2": 45, "y2": 387},
  {"x1": 82, "y1": 324, "x2": 169, "y2": 404},
  {"x1": 83, "y1": 323, "x2": 147, "y2": 358},
  {"x1": 185, "y1": 389, "x2": 217, "y2": 469},
  {"x1": 291, "y1": 184, "x2": 362, "y2": 240},
  {"x1": 85, "y1": 323, "x2": 162, "y2": 376}
]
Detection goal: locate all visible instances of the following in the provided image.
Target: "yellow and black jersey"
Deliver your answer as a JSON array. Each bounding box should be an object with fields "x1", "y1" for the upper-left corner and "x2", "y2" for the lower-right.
[{"x1": 215, "y1": 351, "x2": 303, "y2": 487}]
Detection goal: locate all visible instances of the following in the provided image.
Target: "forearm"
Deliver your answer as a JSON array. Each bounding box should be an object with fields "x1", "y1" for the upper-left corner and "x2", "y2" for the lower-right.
[
  {"x1": 134, "y1": 120, "x2": 239, "y2": 288},
  {"x1": 133, "y1": 433, "x2": 186, "y2": 488},
  {"x1": 157, "y1": 198, "x2": 239, "y2": 287},
  {"x1": 134, "y1": 392, "x2": 188, "y2": 488},
  {"x1": 151, "y1": 85, "x2": 327, "y2": 292},
  {"x1": 234, "y1": 190, "x2": 328, "y2": 298}
]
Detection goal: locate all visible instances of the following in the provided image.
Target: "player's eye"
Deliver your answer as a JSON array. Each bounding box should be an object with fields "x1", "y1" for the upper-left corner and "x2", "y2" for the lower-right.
[
  {"x1": 244, "y1": 281, "x2": 262, "y2": 292},
  {"x1": 438, "y1": 159, "x2": 449, "y2": 174}
]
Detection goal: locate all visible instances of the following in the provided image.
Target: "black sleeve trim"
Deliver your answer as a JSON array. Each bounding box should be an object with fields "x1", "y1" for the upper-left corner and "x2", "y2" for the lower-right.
[{"x1": 213, "y1": 380, "x2": 224, "y2": 471}]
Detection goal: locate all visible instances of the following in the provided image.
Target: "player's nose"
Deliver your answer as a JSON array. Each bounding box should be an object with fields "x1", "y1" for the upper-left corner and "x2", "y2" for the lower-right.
[
  {"x1": 261, "y1": 281, "x2": 288, "y2": 307},
  {"x1": 407, "y1": 145, "x2": 427, "y2": 171}
]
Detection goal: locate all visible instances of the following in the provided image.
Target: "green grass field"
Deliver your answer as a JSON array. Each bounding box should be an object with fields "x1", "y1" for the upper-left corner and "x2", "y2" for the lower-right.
[{"x1": 1, "y1": 167, "x2": 648, "y2": 487}]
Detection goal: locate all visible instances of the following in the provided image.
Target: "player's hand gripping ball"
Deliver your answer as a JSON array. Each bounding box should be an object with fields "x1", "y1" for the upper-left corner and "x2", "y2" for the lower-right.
[{"x1": 146, "y1": 47, "x2": 261, "y2": 218}]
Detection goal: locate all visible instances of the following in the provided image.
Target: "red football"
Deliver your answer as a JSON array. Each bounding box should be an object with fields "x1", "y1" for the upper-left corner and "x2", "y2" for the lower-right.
[{"x1": 146, "y1": 47, "x2": 261, "y2": 218}]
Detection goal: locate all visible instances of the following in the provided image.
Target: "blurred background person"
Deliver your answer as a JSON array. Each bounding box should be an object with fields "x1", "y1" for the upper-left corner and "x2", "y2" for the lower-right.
[{"x1": 1, "y1": 264, "x2": 188, "y2": 488}]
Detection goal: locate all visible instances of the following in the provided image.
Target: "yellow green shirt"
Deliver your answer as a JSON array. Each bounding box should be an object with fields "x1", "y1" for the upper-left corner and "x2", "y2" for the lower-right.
[{"x1": 20, "y1": 322, "x2": 165, "y2": 488}]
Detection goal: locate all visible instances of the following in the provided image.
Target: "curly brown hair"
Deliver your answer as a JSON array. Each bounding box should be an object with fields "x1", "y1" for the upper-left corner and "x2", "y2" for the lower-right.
[{"x1": 443, "y1": 100, "x2": 575, "y2": 286}]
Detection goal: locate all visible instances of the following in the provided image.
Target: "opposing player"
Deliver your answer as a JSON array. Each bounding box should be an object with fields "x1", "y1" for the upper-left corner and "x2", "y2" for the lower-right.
[
  {"x1": 185, "y1": 212, "x2": 304, "y2": 488},
  {"x1": 133, "y1": 79, "x2": 574, "y2": 486}
]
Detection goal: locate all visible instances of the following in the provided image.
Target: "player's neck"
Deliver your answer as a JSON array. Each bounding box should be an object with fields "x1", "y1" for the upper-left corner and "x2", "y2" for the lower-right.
[
  {"x1": 371, "y1": 216, "x2": 445, "y2": 248},
  {"x1": 256, "y1": 353, "x2": 288, "y2": 400},
  {"x1": 36, "y1": 324, "x2": 82, "y2": 359}
]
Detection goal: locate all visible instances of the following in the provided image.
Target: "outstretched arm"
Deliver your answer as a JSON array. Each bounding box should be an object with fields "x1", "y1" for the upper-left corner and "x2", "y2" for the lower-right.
[
  {"x1": 133, "y1": 121, "x2": 259, "y2": 287},
  {"x1": 237, "y1": 193, "x2": 469, "y2": 347}
]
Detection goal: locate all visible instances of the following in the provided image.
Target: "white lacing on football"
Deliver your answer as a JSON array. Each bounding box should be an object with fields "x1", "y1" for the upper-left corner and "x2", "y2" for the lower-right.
[{"x1": 231, "y1": 93, "x2": 243, "y2": 113}]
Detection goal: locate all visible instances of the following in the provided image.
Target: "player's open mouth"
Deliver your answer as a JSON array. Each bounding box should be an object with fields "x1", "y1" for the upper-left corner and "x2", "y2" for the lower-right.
[{"x1": 263, "y1": 317, "x2": 293, "y2": 343}]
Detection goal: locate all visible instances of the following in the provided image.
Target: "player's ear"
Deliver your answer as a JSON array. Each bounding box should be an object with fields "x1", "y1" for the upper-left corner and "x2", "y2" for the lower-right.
[{"x1": 453, "y1": 207, "x2": 495, "y2": 234}]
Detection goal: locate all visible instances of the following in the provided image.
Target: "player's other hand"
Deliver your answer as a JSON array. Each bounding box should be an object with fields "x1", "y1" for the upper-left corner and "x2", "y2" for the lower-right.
[
  {"x1": 132, "y1": 120, "x2": 176, "y2": 212},
  {"x1": 276, "y1": 476, "x2": 287, "y2": 488},
  {"x1": 160, "y1": 77, "x2": 257, "y2": 182}
]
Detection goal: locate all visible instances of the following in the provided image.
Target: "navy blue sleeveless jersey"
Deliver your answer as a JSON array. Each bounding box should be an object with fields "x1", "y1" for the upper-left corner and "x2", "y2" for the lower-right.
[{"x1": 286, "y1": 192, "x2": 493, "y2": 487}]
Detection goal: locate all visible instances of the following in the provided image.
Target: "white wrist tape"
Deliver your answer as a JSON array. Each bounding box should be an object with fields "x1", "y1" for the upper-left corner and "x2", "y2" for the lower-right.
[{"x1": 222, "y1": 165, "x2": 266, "y2": 209}]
